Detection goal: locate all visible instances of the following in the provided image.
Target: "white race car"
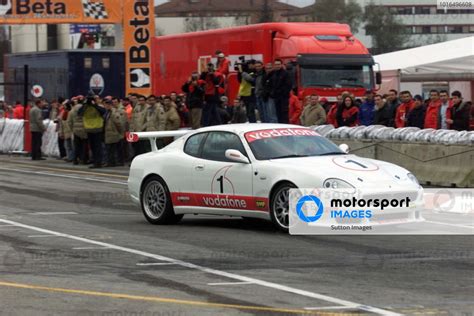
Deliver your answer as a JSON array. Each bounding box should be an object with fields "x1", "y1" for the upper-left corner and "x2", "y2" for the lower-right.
[{"x1": 128, "y1": 124, "x2": 423, "y2": 231}]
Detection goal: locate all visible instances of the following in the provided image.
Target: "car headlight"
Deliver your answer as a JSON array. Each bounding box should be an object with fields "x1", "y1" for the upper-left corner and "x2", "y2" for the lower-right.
[
  {"x1": 323, "y1": 178, "x2": 355, "y2": 192},
  {"x1": 407, "y1": 173, "x2": 420, "y2": 186}
]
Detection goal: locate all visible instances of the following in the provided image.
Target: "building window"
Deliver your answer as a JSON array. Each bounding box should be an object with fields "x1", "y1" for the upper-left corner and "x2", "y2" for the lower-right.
[
  {"x1": 405, "y1": 26, "x2": 414, "y2": 34},
  {"x1": 448, "y1": 25, "x2": 463, "y2": 33},
  {"x1": 438, "y1": 26, "x2": 446, "y2": 33},
  {"x1": 389, "y1": 6, "x2": 413, "y2": 15},
  {"x1": 84, "y1": 58, "x2": 92, "y2": 68},
  {"x1": 415, "y1": 6, "x2": 432, "y2": 14},
  {"x1": 102, "y1": 57, "x2": 110, "y2": 68},
  {"x1": 470, "y1": 26, "x2": 474, "y2": 33}
]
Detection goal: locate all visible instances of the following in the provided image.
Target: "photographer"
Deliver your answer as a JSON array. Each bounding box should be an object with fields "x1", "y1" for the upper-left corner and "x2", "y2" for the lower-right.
[
  {"x1": 78, "y1": 95, "x2": 106, "y2": 169},
  {"x1": 182, "y1": 72, "x2": 205, "y2": 129},
  {"x1": 200, "y1": 63, "x2": 224, "y2": 127},
  {"x1": 236, "y1": 58, "x2": 257, "y2": 123}
]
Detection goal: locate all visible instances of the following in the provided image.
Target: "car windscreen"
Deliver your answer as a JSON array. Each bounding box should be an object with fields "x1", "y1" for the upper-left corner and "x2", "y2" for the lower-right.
[
  {"x1": 244, "y1": 128, "x2": 343, "y2": 160},
  {"x1": 300, "y1": 65, "x2": 372, "y2": 89}
]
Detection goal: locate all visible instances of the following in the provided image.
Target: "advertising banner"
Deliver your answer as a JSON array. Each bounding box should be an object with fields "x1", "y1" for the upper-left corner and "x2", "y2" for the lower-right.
[
  {"x1": 123, "y1": 0, "x2": 154, "y2": 96},
  {"x1": 0, "y1": 0, "x2": 122, "y2": 24}
]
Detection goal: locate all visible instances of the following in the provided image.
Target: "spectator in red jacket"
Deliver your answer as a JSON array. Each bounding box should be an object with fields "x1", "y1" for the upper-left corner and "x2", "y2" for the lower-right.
[
  {"x1": 13, "y1": 101, "x2": 25, "y2": 119},
  {"x1": 327, "y1": 103, "x2": 338, "y2": 127},
  {"x1": 288, "y1": 89, "x2": 302, "y2": 125},
  {"x1": 215, "y1": 50, "x2": 230, "y2": 78},
  {"x1": 424, "y1": 90, "x2": 442, "y2": 129},
  {"x1": 336, "y1": 96, "x2": 359, "y2": 127},
  {"x1": 395, "y1": 91, "x2": 415, "y2": 128}
]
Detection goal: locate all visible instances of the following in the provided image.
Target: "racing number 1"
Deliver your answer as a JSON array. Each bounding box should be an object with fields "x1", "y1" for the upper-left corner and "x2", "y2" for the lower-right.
[{"x1": 217, "y1": 176, "x2": 224, "y2": 194}]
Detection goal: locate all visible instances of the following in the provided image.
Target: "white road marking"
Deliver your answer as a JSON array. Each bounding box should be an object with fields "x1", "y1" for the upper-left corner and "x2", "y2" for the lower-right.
[
  {"x1": 72, "y1": 247, "x2": 110, "y2": 250},
  {"x1": 0, "y1": 218, "x2": 401, "y2": 316},
  {"x1": 425, "y1": 221, "x2": 474, "y2": 230},
  {"x1": 207, "y1": 281, "x2": 254, "y2": 286},
  {"x1": 0, "y1": 167, "x2": 127, "y2": 186},
  {"x1": 28, "y1": 235, "x2": 63, "y2": 238},
  {"x1": 29, "y1": 212, "x2": 78, "y2": 216},
  {"x1": 136, "y1": 262, "x2": 177, "y2": 266}
]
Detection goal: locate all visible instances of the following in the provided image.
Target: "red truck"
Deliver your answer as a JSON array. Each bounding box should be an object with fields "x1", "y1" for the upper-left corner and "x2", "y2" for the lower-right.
[{"x1": 151, "y1": 22, "x2": 380, "y2": 102}]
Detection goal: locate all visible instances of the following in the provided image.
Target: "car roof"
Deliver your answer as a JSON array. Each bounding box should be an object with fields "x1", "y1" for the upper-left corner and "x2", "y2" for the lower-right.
[{"x1": 193, "y1": 123, "x2": 306, "y2": 134}]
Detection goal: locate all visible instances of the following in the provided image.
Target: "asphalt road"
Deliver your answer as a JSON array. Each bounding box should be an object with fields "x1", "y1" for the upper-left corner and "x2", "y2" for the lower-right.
[{"x1": 0, "y1": 156, "x2": 472, "y2": 316}]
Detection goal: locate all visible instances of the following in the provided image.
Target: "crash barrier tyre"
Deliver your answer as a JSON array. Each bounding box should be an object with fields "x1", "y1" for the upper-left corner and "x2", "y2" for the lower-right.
[{"x1": 140, "y1": 175, "x2": 184, "y2": 225}]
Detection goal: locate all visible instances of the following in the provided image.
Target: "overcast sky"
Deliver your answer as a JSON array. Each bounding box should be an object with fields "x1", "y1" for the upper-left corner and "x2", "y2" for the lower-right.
[{"x1": 154, "y1": 0, "x2": 315, "y2": 8}]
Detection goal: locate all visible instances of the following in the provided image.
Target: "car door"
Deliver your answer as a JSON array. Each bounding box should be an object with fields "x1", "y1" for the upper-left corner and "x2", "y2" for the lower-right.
[{"x1": 191, "y1": 131, "x2": 255, "y2": 211}]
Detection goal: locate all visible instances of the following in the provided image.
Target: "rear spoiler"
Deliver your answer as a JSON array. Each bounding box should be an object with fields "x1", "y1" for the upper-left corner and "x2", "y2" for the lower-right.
[{"x1": 126, "y1": 130, "x2": 191, "y2": 152}]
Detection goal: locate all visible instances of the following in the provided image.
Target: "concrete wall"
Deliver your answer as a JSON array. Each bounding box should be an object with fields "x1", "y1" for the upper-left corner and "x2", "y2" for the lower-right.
[{"x1": 331, "y1": 139, "x2": 474, "y2": 188}]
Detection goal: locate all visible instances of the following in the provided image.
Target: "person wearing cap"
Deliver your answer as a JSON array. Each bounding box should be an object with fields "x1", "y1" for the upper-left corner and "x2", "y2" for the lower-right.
[
  {"x1": 216, "y1": 50, "x2": 230, "y2": 77},
  {"x1": 200, "y1": 63, "x2": 223, "y2": 127},
  {"x1": 182, "y1": 72, "x2": 205, "y2": 129},
  {"x1": 237, "y1": 59, "x2": 257, "y2": 123},
  {"x1": 359, "y1": 90, "x2": 375, "y2": 126},
  {"x1": 406, "y1": 95, "x2": 426, "y2": 129},
  {"x1": 78, "y1": 95, "x2": 106, "y2": 168},
  {"x1": 217, "y1": 96, "x2": 232, "y2": 124},
  {"x1": 67, "y1": 97, "x2": 89, "y2": 165}
]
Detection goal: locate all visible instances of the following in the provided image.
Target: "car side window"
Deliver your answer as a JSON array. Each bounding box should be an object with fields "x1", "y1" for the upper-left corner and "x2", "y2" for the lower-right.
[
  {"x1": 184, "y1": 133, "x2": 207, "y2": 157},
  {"x1": 201, "y1": 132, "x2": 247, "y2": 162}
]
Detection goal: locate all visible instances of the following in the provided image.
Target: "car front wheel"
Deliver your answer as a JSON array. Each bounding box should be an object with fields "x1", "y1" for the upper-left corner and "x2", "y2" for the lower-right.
[
  {"x1": 141, "y1": 176, "x2": 183, "y2": 225},
  {"x1": 270, "y1": 182, "x2": 296, "y2": 232}
]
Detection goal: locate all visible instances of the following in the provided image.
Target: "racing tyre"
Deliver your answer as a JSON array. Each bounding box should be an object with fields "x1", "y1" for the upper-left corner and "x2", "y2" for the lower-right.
[
  {"x1": 270, "y1": 182, "x2": 296, "y2": 232},
  {"x1": 141, "y1": 176, "x2": 183, "y2": 225}
]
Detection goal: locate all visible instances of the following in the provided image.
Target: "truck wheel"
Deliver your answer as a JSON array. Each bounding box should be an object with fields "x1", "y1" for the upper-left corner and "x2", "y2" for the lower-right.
[
  {"x1": 141, "y1": 176, "x2": 183, "y2": 225},
  {"x1": 270, "y1": 182, "x2": 296, "y2": 232}
]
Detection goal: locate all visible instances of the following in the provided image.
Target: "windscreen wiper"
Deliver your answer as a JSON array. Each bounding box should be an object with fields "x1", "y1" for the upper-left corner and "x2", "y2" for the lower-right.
[
  {"x1": 271, "y1": 154, "x2": 311, "y2": 159},
  {"x1": 317, "y1": 152, "x2": 347, "y2": 156}
]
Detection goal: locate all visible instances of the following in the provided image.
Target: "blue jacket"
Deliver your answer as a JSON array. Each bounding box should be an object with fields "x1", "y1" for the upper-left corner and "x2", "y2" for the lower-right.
[{"x1": 359, "y1": 100, "x2": 375, "y2": 126}]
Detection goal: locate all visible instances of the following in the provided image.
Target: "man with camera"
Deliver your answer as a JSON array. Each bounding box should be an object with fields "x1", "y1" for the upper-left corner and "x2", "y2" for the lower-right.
[
  {"x1": 200, "y1": 63, "x2": 224, "y2": 127},
  {"x1": 182, "y1": 72, "x2": 205, "y2": 129},
  {"x1": 236, "y1": 57, "x2": 257, "y2": 123}
]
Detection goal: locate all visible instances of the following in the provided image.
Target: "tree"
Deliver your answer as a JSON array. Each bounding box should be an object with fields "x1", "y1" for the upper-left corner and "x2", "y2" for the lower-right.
[
  {"x1": 258, "y1": 0, "x2": 273, "y2": 23},
  {"x1": 310, "y1": 0, "x2": 363, "y2": 34},
  {"x1": 184, "y1": 16, "x2": 221, "y2": 33},
  {"x1": 364, "y1": 4, "x2": 409, "y2": 54}
]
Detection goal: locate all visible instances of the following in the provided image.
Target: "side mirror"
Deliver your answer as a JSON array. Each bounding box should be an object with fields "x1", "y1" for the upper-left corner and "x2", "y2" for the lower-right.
[
  {"x1": 375, "y1": 72, "x2": 382, "y2": 85},
  {"x1": 339, "y1": 144, "x2": 350, "y2": 154},
  {"x1": 225, "y1": 149, "x2": 250, "y2": 164}
]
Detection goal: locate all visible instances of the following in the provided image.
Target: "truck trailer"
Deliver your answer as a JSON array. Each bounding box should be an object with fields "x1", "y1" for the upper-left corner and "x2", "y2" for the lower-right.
[
  {"x1": 4, "y1": 50, "x2": 125, "y2": 103},
  {"x1": 151, "y1": 22, "x2": 380, "y2": 102}
]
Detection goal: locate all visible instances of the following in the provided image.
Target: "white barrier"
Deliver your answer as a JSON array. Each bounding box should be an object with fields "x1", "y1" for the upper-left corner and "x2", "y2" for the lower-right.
[
  {"x1": 0, "y1": 118, "x2": 59, "y2": 157},
  {"x1": 0, "y1": 118, "x2": 24, "y2": 153}
]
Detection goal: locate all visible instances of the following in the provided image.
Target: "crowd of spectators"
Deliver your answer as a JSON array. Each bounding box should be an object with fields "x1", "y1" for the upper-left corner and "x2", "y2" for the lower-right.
[{"x1": 0, "y1": 50, "x2": 471, "y2": 167}]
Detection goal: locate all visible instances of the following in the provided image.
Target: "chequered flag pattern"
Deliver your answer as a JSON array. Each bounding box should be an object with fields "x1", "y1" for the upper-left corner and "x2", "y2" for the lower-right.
[{"x1": 82, "y1": 0, "x2": 109, "y2": 20}]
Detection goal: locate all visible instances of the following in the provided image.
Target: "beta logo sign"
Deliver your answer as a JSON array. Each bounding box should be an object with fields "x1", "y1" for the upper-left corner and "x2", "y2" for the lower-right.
[
  {"x1": 89, "y1": 73, "x2": 105, "y2": 95},
  {"x1": 124, "y1": 0, "x2": 154, "y2": 94}
]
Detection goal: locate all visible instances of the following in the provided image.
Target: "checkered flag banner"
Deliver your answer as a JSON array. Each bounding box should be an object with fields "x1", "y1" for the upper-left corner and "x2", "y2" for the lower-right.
[{"x1": 82, "y1": 0, "x2": 109, "y2": 20}]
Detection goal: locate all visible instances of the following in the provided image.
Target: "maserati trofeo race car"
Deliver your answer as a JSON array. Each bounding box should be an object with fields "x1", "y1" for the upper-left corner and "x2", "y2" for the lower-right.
[{"x1": 128, "y1": 124, "x2": 423, "y2": 231}]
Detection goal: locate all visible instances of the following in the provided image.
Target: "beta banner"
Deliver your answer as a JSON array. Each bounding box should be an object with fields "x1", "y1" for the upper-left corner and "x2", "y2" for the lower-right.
[
  {"x1": 123, "y1": 0, "x2": 154, "y2": 96},
  {"x1": 0, "y1": 0, "x2": 122, "y2": 24}
]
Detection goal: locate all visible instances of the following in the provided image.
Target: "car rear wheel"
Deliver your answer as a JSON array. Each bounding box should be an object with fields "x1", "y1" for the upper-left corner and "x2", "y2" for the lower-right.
[
  {"x1": 270, "y1": 182, "x2": 296, "y2": 232},
  {"x1": 141, "y1": 176, "x2": 183, "y2": 225}
]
